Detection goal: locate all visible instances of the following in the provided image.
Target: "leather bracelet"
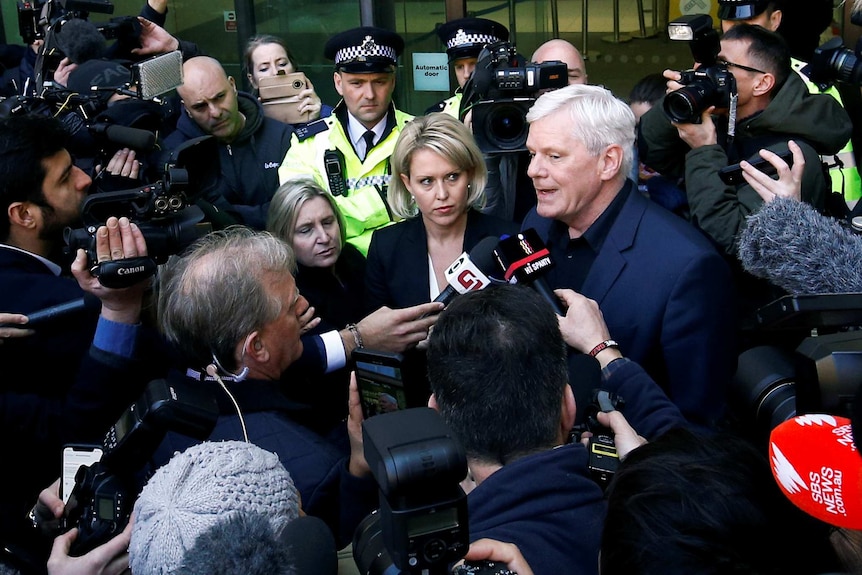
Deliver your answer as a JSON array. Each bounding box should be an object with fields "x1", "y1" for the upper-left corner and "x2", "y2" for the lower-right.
[
  {"x1": 346, "y1": 323, "x2": 363, "y2": 349},
  {"x1": 588, "y1": 339, "x2": 619, "y2": 357}
]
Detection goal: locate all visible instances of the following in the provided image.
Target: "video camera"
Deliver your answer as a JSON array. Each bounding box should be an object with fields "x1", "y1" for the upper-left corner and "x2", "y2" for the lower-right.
[
  {"x1": 63, "y1": 135, "x2": 216, "y2": 288},
  {"x1": 731, "y1": 293, "x2": 862, "y2": 447},
  {"x1": 663, "y1": 14, "x2": 737, "y2": 124},
  {"x1": 18, "y1": 0, "x2": 115, "y2": 46},
  {"x1": 53, "y1": 377, "x2": 218, "y2": 556},
  {"x1": 460, "y1": 41, "x2": 567, "y2": 154}
]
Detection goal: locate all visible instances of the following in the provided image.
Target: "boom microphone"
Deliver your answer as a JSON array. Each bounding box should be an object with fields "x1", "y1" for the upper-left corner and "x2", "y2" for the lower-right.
[
  {"x1": 432, "y1": 235, "x2": 500, "y2": 306},
  {"x1": 769, "y1": 413, "x2": 862, "y2": 529},
  {"x1": 494, "y1": 229, "x2": 566, "y2": 315},
  {"x1": 88, "y1": 123, "x2": 156, "y2": 151},
  {"x1": 738, "y1": 197, "x2": 862, "y2": 295}
]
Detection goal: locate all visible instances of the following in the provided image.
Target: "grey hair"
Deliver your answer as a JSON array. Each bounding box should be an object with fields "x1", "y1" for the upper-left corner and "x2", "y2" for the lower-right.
[
  {"x1": 156, "y1": 226, "x2": 296, "y2": 371},
  {"x1": 527, "y1": 83, "x2": 635, "y2": 178}
]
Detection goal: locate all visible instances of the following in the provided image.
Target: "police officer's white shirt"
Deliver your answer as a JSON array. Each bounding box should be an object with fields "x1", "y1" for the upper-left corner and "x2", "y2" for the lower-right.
[{"x1": 347, "y1": 113, "x2": 386, "y2": 161}]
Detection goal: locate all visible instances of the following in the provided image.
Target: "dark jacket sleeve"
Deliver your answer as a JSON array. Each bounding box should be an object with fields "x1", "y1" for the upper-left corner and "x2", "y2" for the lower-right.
[
  {"x1": 637, "y1": 100, "x2": 690, "y2": 179},
  {"x1": 363, "y1": 229, "x2": 391, "y2": 314}
]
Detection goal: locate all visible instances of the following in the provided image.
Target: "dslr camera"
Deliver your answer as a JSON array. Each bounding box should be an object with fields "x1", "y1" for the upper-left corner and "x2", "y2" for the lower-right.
[
  {"x1": 663, "y1": 14, "x2": 737, "y2": 124},
  {"x1": 569, "y1": 389, "x2": 625, "y2": 489},
  {"x1": 63, "y1": 135, "x2": 216, "y2": 288},
  {"x1": 460, "y1": 41, "x2": 567, "y2": 153},
  {"x1": 58, "y1": 377, "x2": 218, "y2": 556}
]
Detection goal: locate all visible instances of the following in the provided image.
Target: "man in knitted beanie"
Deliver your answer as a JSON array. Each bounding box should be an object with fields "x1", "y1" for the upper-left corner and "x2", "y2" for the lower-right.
[{"x1": 129, "y1": 440, "x2": 300, "y2": 574}]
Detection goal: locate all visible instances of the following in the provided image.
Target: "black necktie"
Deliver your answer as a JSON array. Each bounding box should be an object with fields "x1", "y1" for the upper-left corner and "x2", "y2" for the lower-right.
[{"x1": 362, "y1": 130, "x2": 375, "y2": 160}]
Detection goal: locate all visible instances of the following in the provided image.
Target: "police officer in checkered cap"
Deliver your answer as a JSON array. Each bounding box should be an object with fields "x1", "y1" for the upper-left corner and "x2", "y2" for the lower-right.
[
  {"x1": 426, "y1": 17, "x2": 509, "y2": 116},
  {"x1": 324, "y1": 26, "x2": 405, "y2": 73},
  {"x1": 278, "y1": 26, "x2": 413, "y2": 254}
]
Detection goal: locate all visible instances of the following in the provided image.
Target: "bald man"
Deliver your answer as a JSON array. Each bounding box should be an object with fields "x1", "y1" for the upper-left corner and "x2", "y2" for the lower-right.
[
  {"x1": 531, "y1": 39, "x2": 588, "y2": 85},
  {"x1": 162, "y1": 56, "x2": 294, "y2": 229}
]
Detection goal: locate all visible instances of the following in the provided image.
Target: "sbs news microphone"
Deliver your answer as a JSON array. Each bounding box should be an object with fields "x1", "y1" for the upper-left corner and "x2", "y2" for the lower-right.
[
  {"x1": 769, "y1": 413, "x2": 862, "y2": 529},
  {"x1": 494, "y1": 229, "x2": 566, "y2": 315},
  {"x1": 432, "y1": 235, "x2": 501, "y2": 306},
  {"x1": 738, "y1": 197, "x2": 862, "y2": 295}
]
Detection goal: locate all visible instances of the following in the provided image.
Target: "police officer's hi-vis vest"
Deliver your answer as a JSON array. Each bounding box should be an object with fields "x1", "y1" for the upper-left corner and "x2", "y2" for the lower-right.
[
  {"x1": 277, "y1": 105, "x2": 414, "y2": 255},
  {"x1": 793, "y1": 58, "x2": 862, "y2": 206}
]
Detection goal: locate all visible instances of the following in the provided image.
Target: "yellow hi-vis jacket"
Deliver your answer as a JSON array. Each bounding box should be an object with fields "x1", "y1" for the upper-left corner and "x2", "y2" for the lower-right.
[
  {"x1": 793, "y1": 57, "x2": 862, "y2": 204},
  {"x1": 277, "y1": 104, "x2": 414, "y2": 255}
]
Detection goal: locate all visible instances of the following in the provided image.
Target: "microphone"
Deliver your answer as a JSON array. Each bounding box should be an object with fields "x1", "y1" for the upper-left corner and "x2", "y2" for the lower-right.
[
  {"x1": 20, "y1": 294, "x2": 101, "y2": 328},
  {"x1": 493, "y1": 229, "x2": 566, "y2": 315},
  {"x1": 769, "y1": 413, "x2": 862, "y2": 529},
  {"x1": 738, "y1": 197, "x2": 862, "y2": 295},
  {"x1": 88, "y1": 123, "x2": 156, "y2": 152},
  {"x1": 432, "y1": 235, "x2": 501, "y2": 306}
]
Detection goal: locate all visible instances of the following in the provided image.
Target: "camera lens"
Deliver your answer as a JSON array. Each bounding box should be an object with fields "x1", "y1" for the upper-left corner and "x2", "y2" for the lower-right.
[
  {"x1": 352, "y1": 511, "x2": 398, "y2": 575},
  {"x1": 292, "y1": 80, "x2": 305, "y2": 90},
  {"x1": 731, "y1": 345, "x2": 797, "y2": 444},
  {"x1": 830, "y1": 48, "x2": 862, "y2": 86},
  {"x1": 483, "y1": 102, "x2": 528, "y2": 151},
  {"x1": 663, "y1": 84, "x2": 709, "y2": 124}
]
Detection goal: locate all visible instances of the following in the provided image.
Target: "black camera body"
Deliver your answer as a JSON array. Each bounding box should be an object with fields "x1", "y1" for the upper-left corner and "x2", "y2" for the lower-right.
[
  {"x1": 461, "y1": 41, "x2": 567, "y2": 154},
  {"x1": 353, "y1": 408, "x2": 469, "y2": 575},
  {"x1": 17, "y1": 0, "x2": 115, "y2": 44},
  {"x1": 61, "y1": 377, "x2": 218, "y2": 555},
  {"x1": 63, "y1": 135, "x2": 215, "y2": 288},
  {"x1": 569, "y1": 389, "x2": 625, "y2": 489},
  {"x1": 663, "y1": 14, "x2": 737, "y2": 124}
]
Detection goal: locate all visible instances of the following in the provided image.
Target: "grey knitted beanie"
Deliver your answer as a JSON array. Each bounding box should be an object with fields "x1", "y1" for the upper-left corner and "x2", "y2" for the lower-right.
[{"x1": 128, "y1": 440, "x2": 300, "y2": 575}]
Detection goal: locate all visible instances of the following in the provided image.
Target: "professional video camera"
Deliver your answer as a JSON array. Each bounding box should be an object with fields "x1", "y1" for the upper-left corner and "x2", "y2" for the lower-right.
[
  {"x1": 730, "y1": 293, "x2": 862, "y2": 447},
  {"x1": 51, "y1": 377, "x2": 218, "y2": 556},
  {"x1": 63, "y1": 135, "x2": 216, "y2": 288},
  {"x1": 18, "y1": 0, "x2": 115, "y2": 46},
  {"x1": 810, "y1": 37, "x2": 862, "y2": 88},
  {"x1": 460, "y1": 41, "x2": 567, "y2": 154},
  {"x1": 663, "y1": 14, "x2": 737, "y2": 125}
]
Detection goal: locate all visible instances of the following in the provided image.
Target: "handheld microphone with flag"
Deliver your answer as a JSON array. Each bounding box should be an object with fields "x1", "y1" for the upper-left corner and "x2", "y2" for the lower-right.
[
  {"x1": 769, "y1": 413, "x2": 862, "y2": 529},
  {"x1": 432, "y1": 235, "x2": 501, "y2": 306},
  {"x1": 494, "y1": 229, "x2": 566, "y2": 315}
]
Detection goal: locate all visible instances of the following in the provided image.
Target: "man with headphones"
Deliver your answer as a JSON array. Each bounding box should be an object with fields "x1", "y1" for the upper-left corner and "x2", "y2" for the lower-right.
[{"x1": 163, "y1": 55, "x2": 294, "y2": 230}]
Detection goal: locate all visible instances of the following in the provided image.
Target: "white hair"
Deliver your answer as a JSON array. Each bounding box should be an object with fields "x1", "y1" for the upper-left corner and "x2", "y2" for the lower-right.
[{"x1": 527, "y1": 84, "x2": 636, "y2": 177}]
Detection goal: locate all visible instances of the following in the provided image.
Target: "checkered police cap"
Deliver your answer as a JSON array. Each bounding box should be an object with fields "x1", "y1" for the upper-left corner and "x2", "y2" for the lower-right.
[
  {"x1": 437, "y1": 18, "x2": 509, "y2": 62},
  {"x1": 325, "y1": 26, "x2": 404, "y2": 73}
]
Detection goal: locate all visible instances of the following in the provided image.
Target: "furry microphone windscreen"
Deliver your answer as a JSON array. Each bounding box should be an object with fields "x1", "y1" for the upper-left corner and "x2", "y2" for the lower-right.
[
  {"x1": 56, "y1": 18, "x2": 107, "y2": 64},
  {"x1": 737, "y1": 197, "x2": 862, "y2": 295}
]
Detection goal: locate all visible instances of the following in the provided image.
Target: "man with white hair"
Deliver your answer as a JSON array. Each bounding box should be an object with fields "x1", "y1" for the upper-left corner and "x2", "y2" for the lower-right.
[{"x1": 522, "y1": 84, "x2": 737, "y2": 430}]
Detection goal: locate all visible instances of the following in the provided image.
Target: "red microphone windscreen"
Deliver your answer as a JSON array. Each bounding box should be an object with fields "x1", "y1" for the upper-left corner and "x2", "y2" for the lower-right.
[{"x1": 769, "y1": 414, "x2": 862, "y2": 529}]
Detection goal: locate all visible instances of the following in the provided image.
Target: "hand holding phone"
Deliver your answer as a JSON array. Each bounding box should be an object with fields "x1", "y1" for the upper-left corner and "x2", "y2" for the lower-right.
[
  {"x1": 719, "y1": 148, "x2": 794, "y2": 186},
  {"x1": 352, "y1": 349, "x2": 408, "y2": 419}
]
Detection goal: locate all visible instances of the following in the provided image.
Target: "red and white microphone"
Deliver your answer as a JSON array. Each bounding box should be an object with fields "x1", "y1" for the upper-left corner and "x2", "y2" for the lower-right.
[
  {"x1": 432, "y1": 236, "x2": 499, "y2": 307},
  {"x1": 769, "y1": 413, "x2": 862, "y2": 529}
]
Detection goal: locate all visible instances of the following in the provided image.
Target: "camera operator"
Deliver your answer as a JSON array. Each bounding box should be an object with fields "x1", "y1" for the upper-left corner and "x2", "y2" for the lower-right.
[
  {"x1": 424, "y1": 284, "x2": 686, "y2": 574},
  {"x1": 1, "y1": 215, "x2": 157, "y2": 573},
  {"x1": 638, "y1": 24, "x2": 852, "y2": 324},
  {"x1": 639, "y1": 25, "x2": 850, "y2": 260}
]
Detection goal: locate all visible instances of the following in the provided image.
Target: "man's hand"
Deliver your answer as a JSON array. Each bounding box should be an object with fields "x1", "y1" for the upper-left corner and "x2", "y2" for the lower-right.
[
  {"x1": 131, "y1": 17, "x2": 179, "y2": 57},
  {"x1": 53, "y1": 57, "x2": 77, "y2": 88},
  {"x1": 672, "y1": 106, "x2": 717, "y2": 149},
  {"x1": 0, "y1": 313, "x2": 34, "y2": 343},
  {"x1": 70, "y1": 216, "x2": 149, "y2": 325},
  {"x1": 592, "y1": 411, "x2": 647, "y2": 460},
  {"x1": 744, "y1": 139, "x2": 804, "y2": 203},
  {"x1": 460, "y1": 539, "x2": 535, "y2": 575},
  {"x1": 47, "y1": 520, "x2": 132, "y2": 575},
  {"x1": 346, "y1": 372, "x2": 370, "y2": 477},
  {"x1": 353, "y1": 302, "x2": 444, "y2": 355},
  {"x1": 555, "y1": 289, "x2": 623, "y2": 367},
  {"x1": 100, "y1": 148, "x2": 140, "y2": 180}
]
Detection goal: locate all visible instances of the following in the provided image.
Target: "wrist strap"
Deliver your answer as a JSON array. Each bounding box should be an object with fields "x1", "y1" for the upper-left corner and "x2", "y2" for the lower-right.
[
  {"x1": 346, "y1": 323, "x2": 363, "y2": 349},
  {"x1": 588, "y1": 339, "x2": 619, "y2": 357}
]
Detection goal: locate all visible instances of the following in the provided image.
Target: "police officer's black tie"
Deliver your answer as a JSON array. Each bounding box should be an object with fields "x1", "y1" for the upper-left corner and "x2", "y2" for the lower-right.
[{"x1": 362, "y1": 130, "x2": 375, "y2": 161}]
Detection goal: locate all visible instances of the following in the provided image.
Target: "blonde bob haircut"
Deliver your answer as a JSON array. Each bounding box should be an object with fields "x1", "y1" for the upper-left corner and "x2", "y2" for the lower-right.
[
  {"x1": 388, "y1": 112, "x2": 487, "y2": 220},
  {"x1": 267, "y1": 176, "x2": 347, "y2": 248}
]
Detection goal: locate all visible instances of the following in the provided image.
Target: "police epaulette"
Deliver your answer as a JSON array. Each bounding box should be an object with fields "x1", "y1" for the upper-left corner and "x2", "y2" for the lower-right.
[{"x1": 294, "y1": 118, "x2": 330, "y2": 141}]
